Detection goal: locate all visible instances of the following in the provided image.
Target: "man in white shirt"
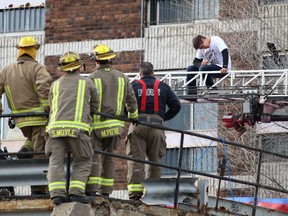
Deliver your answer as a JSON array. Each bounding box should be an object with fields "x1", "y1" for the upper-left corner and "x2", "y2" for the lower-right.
[{"x1": 187, "y1": 35, "x2": 232, "y2": 95}]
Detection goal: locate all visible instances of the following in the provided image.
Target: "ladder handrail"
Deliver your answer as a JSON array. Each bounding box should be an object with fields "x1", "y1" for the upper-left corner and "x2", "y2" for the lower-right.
[{"x1": 125, "y1": 69, "x2": 288, "y2": 96}]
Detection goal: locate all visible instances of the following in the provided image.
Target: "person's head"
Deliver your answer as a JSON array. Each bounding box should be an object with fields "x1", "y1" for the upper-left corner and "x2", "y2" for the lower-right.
[
  {"x1": 139, "y1": 62, "x2": 154, "y2": 77},
  {"x1": 90, "y1": 44, "x2": 119, "y2": 66},
  {"x1": 58, "y1": 51, "x2": 83, "y2": 73},
  {"x1": 16, "y1": 36, "x2": 40, "y2": 60},
  {"x1": 192, "y1": 35, "x2": 210, "y2": 50}
]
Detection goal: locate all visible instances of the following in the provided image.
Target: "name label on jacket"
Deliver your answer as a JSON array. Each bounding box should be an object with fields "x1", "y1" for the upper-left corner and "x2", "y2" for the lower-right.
[
  {"x1": 50, "y1": 129, "x2": 79, "y2": 138},
  {"x1": 101, "y1": 127, "x2": 120, "y2": 137},
  {"x1": 138, "y1": 89, "x2": 161, "y2": 97}
]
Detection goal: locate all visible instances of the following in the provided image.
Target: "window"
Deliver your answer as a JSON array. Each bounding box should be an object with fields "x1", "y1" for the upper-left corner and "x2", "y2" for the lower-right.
[
  {"x1": 0, "y1": 6, "x2": 45, "y2": 33},
  {"x1": 262, "y1": 54, "x2": 288, "y2": 69},
  {"x1": 193, "y1": 103, "x2": 218, "y2": 130},
  {"x1": 148, "y1": 0, "x2": 219, "y2": 25},
  {"x1": 164, "y1": 102, "x2": 218, "y2": 130},
  {"x1": 164, "y1": 103, "x2": 192, "y2": 130},
  {"x1": 161, "y1": 146, "x2": 218, "y2": 176},
  {"x1": 262, "y1": 43, "x2": 288, "y2": 69},
  {"x1": 259, "y1": 133, "x2": 288, "y2": 162}
]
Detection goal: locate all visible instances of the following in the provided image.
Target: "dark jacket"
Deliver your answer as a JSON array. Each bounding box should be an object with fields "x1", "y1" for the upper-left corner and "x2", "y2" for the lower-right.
[{"x1": 132, "y1": 76, "x2": 181, "y2": 121}]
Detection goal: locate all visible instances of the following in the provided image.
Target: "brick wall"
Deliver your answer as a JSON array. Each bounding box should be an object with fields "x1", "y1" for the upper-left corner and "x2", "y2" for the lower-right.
[{"x1": 45, "y1": 0, "x2": 142, "y2": 43}]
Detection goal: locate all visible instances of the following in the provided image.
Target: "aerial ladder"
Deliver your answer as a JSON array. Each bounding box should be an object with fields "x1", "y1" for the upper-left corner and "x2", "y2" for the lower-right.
[{"x1": 126, "y1": 69, "x2": 288, "y2": 136}]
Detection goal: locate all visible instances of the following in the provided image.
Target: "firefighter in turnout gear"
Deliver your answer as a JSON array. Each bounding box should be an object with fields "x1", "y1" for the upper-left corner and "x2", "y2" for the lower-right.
[
  {"x1": 0, "y1": 36, "x2": 51, "y2": 195},
  {"x1": 86, "y1": 44, "x2": 138, "y2": 197},
  {"x1": 126, "y1": 62, "x2": 181, "y2": 200},
  {"x1": 46, "y1": 52, "x2": 99, "y2": 205}
]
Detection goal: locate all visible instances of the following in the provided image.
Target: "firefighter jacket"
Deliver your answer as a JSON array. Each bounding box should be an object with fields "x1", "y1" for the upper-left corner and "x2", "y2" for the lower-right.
[
  {"x1": 47, "y1": 73, "x2": 99, "y2": 137},
  {"x1": 132, "y1": 76, "x2": 181, "y2": 121},
  {"x1": 88, "y1": 63, "x2": 138, "y2": 138},
  {"x1": 0, "y1": 55, "x2": 51, "y2": 128}
]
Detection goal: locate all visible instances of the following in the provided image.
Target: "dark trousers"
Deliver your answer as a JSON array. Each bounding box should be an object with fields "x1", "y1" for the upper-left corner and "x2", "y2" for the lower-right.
[{"x1": 186, "y1": 64, "x2": 224, "y2": 94}]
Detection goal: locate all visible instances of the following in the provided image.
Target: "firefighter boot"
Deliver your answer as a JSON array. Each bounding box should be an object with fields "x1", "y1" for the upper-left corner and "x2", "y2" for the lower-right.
[
  {"x1": 70, "y1": 195, "x2": 93, "y2": 204},
  {"x1": 52, "y1": 196, "x2": 70, "y2": 205}
]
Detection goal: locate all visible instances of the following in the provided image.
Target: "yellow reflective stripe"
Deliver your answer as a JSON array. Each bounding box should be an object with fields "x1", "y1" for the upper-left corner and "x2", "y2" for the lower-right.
[
  {"x1": 47, "y1": 121, "x2": 91, "y2": 132},
  {"x1": 41, "y1": 99, "x2": 49, "y2": 107},
  {"x1": 12, "y1": 107, "x2": 44, "y2": 114},
  {"x1": 34, "y1": 84, "x2": 37, "y2": 92},
  {"x1": 93, "y1": 78, "x2": 102, "y2": 122},
  {"x1": 87, "y1": 177, "x2": 114, "y2": 186},
  {"x1": 87, "y1": 177, "x2": 101, "y2": 185},
  {"x1": 4, "y1": 86, "x2": 16, "y2": 110},
  {"x1": 75, "y1": 80, "x2": 86, "y2": 122},
  {"x1": 99, "y1": 178, "x2": 114, "y2": 187},
  {"x1": 22, "y1": 140, "x2": 33, "y2": 150},
  {"x1": 69, "y1": 180, "x2": 86, "y2": 190},
  {"x1": 49, "y1": 181, "x2": 66, "y2": 191},
  {"x1": 127, "y1": 184, "x2": 144, "y2": 192},
  {"x1": 128, "y1": 110, "x2": 138, "y2": 119},
  {"x1": 92, "y1": 119, "x2": 124, "y2": 129},
  {"x1": 115, "y1": 78, "x2": 124, "y2": 116},
  {"x1": 50, "y1": 80, "x2": 60, "y2": 123},
  {"x1": 17, "y1": 120, "x2": 47, "y2": 128}
]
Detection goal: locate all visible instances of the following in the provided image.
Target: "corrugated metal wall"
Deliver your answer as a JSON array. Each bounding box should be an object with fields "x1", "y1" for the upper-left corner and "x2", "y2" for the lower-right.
[{"x1": 0, "y1": 7, "x2": 45, "y2": 33}]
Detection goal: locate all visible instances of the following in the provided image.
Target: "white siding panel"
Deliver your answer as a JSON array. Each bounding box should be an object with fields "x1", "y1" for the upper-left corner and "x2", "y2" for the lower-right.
[
  {"x1": 145, "y1": 25, "x2": 195, "y2": 70},
  {"x1": 45, "y1": 38, "x2": 143, "y2": 56}
]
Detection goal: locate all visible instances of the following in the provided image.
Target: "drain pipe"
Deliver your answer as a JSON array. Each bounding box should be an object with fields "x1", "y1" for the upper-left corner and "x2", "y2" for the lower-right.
[{"x1": 140, "y1": 0, "x2": 144, "y2": 63}]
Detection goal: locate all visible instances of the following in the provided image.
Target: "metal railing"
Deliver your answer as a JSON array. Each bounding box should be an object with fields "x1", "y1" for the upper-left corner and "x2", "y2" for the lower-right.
[
  {"x1": 126, "y1": 69, "x2": 288, "y2": 101},
  {"x1": 1, "y1": 112, "x2": 288, "y2": 215}
]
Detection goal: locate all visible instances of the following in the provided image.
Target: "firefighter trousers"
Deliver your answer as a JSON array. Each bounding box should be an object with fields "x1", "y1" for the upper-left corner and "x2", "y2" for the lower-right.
[
  {"x1": 46, "y1": 131, "x2": 93, "y2": 198},
  {"x1": 21, "y1": 125, "x2": 48, "y2": 194},
  {"x1": 86, "y1": 131, "x2": 120, "y2": 195},
  {"x1": 21, "y1": 125, "x2": 46, "y2": 153},
  {"x1": 126, "y1": 122, "x2": 167, "y2": 198}
]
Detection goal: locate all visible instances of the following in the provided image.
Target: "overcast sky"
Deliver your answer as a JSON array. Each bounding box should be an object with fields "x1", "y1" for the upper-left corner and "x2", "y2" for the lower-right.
[{"x1": 0, "y1": 0, "x2": 44, "y2": 9}]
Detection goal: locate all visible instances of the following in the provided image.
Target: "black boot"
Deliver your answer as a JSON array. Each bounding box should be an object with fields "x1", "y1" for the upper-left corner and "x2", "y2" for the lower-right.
[
  {"x1": 70, "y1": 194, "x2": 93, "y2": 204},
  {"x1": 17, "y1": 148, "x2": 33, "y2": 159},
  {"x1": 85, "y1": 191, "x2": 97, "y2": 197},
  {"x1": 129, "y1": 192, "x2": 143, "y2": 201},
  {"x1": 100, "y1": 193, "x2": 109, "y2": 198},
  {"x1": 52, "y1": 196, "x2": 69, "y2": 205}
]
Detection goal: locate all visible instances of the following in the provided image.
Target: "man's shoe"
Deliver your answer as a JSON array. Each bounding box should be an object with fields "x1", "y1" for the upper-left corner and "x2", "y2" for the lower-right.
[
  {"x1": 70, "y1": 195, "x2": 93, "y2": 204},
  {"x1": 52, "y1": 196, "x2": 69, "y2": 205}
]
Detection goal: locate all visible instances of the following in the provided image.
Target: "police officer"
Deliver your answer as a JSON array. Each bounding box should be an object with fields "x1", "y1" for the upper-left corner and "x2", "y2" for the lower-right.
[
  {"x1": 46, "y1": 52, "x2": 99, "y2": 205},
  {"x1": 86, "y1": 44, "x2": 138, "y2": 197},
  {"x1": 0, "y1": 36, "x2": 51, "y2": 195},
  {"x1": 126, "y1": 62, "x2": 181, "y2": 200}
]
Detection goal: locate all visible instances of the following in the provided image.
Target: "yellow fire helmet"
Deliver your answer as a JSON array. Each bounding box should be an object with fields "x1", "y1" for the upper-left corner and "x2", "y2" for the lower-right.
[
  {"x1": 16, "y1": 36, "x2": 40, "y2": 50},
  {"x1": 91, "y1": 44, "x2": 119, "y2": 61},
  {"x1": 58, "y1": 51, "x2": 83, "y2": 72}
]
